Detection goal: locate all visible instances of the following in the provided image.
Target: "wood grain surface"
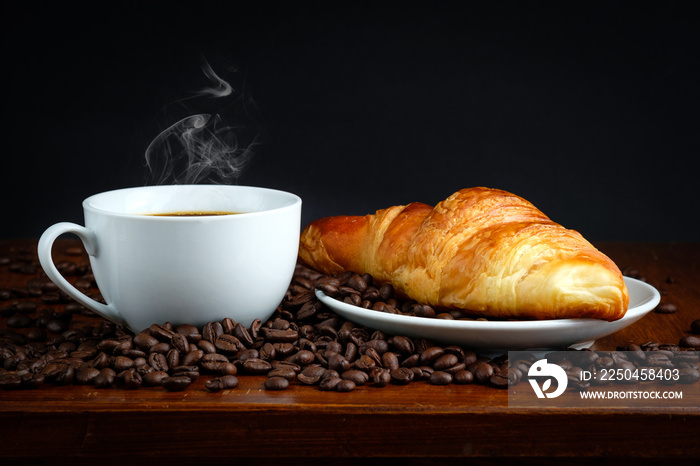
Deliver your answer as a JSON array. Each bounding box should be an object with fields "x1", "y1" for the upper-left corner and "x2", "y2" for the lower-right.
[{"x1": 1, "y1": 239, "x2": 698, "y2": 463}]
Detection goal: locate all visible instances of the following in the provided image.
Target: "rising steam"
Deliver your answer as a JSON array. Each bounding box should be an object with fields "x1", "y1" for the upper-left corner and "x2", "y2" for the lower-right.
[
  {"x1": 144, "y1": 59, "x2": 258, "y2": 185},
  {"x1": 198, "y1": 60, "x2": 233, "y2": 98}
]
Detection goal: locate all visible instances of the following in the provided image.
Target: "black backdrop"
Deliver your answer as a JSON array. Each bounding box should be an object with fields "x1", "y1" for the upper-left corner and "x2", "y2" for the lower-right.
[{"x1": 3, "y1": 1, "x2": 699, "y2": 241}]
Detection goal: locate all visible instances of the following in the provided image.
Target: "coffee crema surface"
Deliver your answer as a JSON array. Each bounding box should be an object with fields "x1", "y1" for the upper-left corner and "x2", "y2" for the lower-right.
[{"x1": 147, "y1": 211, "x2": 240, "y2": 217}]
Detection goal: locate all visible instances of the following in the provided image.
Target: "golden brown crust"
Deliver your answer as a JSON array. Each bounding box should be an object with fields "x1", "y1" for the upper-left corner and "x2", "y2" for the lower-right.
[{"x1": 299, "y1": 187, "x2": 630, "y2": 321}]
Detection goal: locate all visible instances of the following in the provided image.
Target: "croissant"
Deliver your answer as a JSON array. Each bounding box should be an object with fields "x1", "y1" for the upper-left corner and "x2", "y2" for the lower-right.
[{"x1": 299, "y1": 187, "x2": 629, "y2": 321}]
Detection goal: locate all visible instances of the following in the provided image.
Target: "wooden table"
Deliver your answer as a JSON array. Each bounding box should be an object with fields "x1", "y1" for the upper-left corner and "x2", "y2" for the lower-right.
[{"x1": 1, "y1": 239, "x2": 699, "y2": 464}]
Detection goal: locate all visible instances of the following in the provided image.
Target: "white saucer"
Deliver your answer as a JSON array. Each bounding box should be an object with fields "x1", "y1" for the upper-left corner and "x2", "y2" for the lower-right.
[{"x1": 316, "y1": 277, "x2": 659, "y2": 352}]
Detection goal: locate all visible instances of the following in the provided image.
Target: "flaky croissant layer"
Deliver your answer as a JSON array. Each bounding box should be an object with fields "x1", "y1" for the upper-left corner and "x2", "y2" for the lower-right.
[{"x1": 299, "y1": 187, "x2": 630, "y2": 321}]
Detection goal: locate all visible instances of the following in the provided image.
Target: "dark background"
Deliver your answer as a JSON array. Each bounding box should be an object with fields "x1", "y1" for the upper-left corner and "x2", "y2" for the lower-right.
[{"x1": 3, "y1": 1, "x2": 699, "y2": 241}]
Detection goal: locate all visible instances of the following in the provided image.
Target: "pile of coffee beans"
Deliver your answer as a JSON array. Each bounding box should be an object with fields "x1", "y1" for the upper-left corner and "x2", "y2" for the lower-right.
[{"x1": 1, "y1": 245, "x2": 699, "y2": 393}]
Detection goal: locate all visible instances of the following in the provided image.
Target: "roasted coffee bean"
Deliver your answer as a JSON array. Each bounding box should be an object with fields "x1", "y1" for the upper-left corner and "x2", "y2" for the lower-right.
[
  {"x1": 148, "y1": 352, "x2": 169, "y2": 372},
  {"x1": 370, "y1": 368, "x2": 391, "y2": 387},
  {"x1": 377, "y1": 283, "x2": 394, "y2": 301},
  {"x1": 148, "y1": 324, "x2": 175, "y2": 342},
  {"x1": 679, "y1": 335, "x2": 700, "y2": 348},
  {"x1": 268, "y1": 367, "x2": 297, "y2": 381},
  {"x1": 297, "y1": 301, "x2": 320, "y2": 320},
  {"x1": 335, "y1": 379, "x2": 356, "y2": 392},
  {"x1": 272, "y1": 318, "x2": 291, "y2": 330},
  {"x1": 399, "y1": 353, "x2": 420, "y2": 368},
  {"x1": 197, "y1": 340, "x2": 217, "y2": 354},
  {"x1": 390, "y1": 367, "x2": 414, "y2": 385},
  {"x1": 176, "y1": 324, "x2": 201, "y2": 343},
  {"x1": 41, "y1": 361, "x2": 67, "y2": 380},
  {"x1": 232, "y1": 323, "x2": 254, "y2": 347},
  {"x1": 236, "y1": 348, "x2": 259, "y2": 362},
  {"x1": 405, "y1": 366, "x2": 422, "y2": 380},
  {"x1": 472, "y1": 362, "x2": 494, "y2": 384},
  {"x1": 247, "y1": 319, "x2": 262, "y2": 340},
  {"x1": 76, "y1": 367, "x2": 100, "y2": 385},
  {"x1": 46, "y1": 319, "x2": 69, "y2": 334},
  {"x1": 271, "y1": 360, "x2": 301, "y2": 374},
  {"x1": 181, "y1": 349, "x2": 204, "y2": 366},
  {"x1": 143, "y1": 370, "x2": 169, "y2": 387},
  {"x1": 202, "y1": 322, "x2": 224, "y2": 343},
  {"x1": 343, "y1": 341, "x2": 358, "y2": 362},
  {"x1": 171, "y1": 333, "x2": 190, "y2": 355},
  {"x1": 414, "y1": 304, "x2": 436, "y2": 318},
  {"x1": 71, "y1": 348, "x2": 98, "y2": 361},
  {"x1": 15, "y1": 301, "x2": 37, "y2": 313},
  {"x1": 363, "y1": 339, "x2": 388, "y2": 355},
  {"x1": 390, "y1": 336, "x2": 414, "y2": 354},
  {"x1": 690, "y1": 320, "x2": 700, "y2": 335},
  {"x1": 206, "y1": 361, "x2": 238, "y2": 376},
  {"x1": 97, "y1": 338, "x2": 121, "y2": 354},
  {"x1": 172, "y1": 365, "x2": 200, "y2": 381},
  {"x1": 290, "y1": 349, "x2": 315, "y2": 366},
  {"x1": 6, "y1": 314, "x2": 33, "y2": 328},
  {"x1": 286, "y1": 289, "x2": 316, "y2": 309},
  {"x1": 26, "y1": 327, "x2": 47, "y2": 342},
  {"x1": 112, "y1": 355, "x2": 134, "y2": 372},
  {"x1": 261, "y1": 327, "x2": 299, "y2": 343},
  {"x1": 205, "y1": 375, "x2": 239, "y2": 392},
  {"x1": 432, "y1": 353, "x2": 459, "y2": 371},
  {"x1": 453, "y1": 370, "x2": 474, "y2": 385},
  {"x1": 121, "y1": 348, "x2": 146, "y2": 359},
  {"x1": 341, "y1": 369, "x2": 369, "y2": 386},
  {"x1": 381, "y1": 352, "x2": 400, "y2": 371},
  {"x1": 273, "y1": 342, "x2": 295, "y2": 358},
  {"x1": 441, "y1": 361, "x2": 466, "y2": 375},
  {"x1": 489, "y1": 371, "x2": 509, "y2": 388},
  {"x1": 317, "y1": 282, "x2": 339, "y2": 297},
  {"x1": 419, "y1": 346, "x2": 445, "y2": 365},
  {"x1": 103, "y1": 337, "x2": 132, "y2": 354},
  {"x1": 429, "y1": 370, "x2": 453, "y2": 385},
  {"x1": 654, "y1": 303, "x2": 678, "y2": 314},
  {"x1": 297, "y1": 366, "x2": 327, "y2": 385},
  {"x1": 242, "y1": 358, "x2": 272, "y2": 375},
  {"x1": 264, "y1": 376, "x2": 289, "y2": 390},
  {"x1": 165, "y1": 348, "x2": 180, "y2": 368},
  {"x1": 353, "y1": 354, "x2": 377, "y2": 372},
  {"x1": 94, "y1": 368, "x2": 116, "y2": 388},
  {"x1": 215, "y1": 334, "x2": 242, "y2": 354},
  {"x1": 161, "y1": 375, "x2": 192, "y2": 392},
  {"x1": 90, "y1": 352, "x2": 110, "y2": 370},
  {"x1": 123, "y1": 369, "x2": 142, "y2": 389},
  {"x1": 327, "y1": 353, "x2": 351, "y2": 373},
  {"x1": 221, "y1": 317, "x2": 236, "y2": 335},
  {"x1": 258, "y1": 342, "x2": 277, "y2": 361},
  {"x1": 344, "y1": 274, "x2": 368, "y2": 293},
  {"x1": 319, "y1": 376, "x2": 342, "y2": 391}
]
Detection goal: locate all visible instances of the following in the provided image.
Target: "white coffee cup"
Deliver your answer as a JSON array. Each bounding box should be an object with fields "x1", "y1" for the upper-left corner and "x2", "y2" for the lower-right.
[{"x1": 38, "y1": 185, "x2": 302, "y2": 333}]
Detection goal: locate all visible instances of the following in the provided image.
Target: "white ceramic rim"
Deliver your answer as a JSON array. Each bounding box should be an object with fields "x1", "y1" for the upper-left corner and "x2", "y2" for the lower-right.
[{"x1": 82, "y1": 184, "x2": 302, "y2": 220}]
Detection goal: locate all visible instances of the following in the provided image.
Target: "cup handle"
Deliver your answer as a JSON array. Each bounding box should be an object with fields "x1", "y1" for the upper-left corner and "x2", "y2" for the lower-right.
[{"x1": 38, "y1": 222, "x2": 125, "y2": 327}]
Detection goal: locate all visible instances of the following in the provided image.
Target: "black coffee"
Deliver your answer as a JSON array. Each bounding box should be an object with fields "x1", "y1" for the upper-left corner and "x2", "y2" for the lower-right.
[{"x1": 148, "y1": 211, "x2": 239, "y2": 217}]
